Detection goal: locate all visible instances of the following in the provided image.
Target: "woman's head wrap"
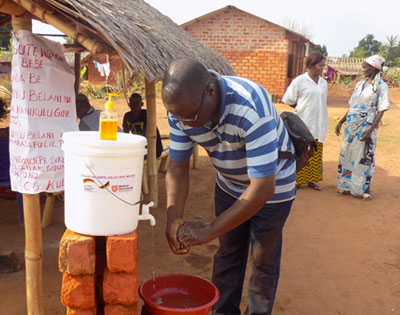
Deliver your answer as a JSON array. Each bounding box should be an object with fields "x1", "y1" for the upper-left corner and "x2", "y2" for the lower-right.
[
  {"x1": 364, "y1": 55, "x2": 385, "y2": 70},
  {"x1": 364, "y1": 55, "x2": 386, "y2": 92}
]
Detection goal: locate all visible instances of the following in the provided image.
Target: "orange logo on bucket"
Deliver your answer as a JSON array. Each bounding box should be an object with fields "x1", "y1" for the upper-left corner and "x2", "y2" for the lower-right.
[{"x1": 111, "y1": 185, "x2": 118, "y2": 192}]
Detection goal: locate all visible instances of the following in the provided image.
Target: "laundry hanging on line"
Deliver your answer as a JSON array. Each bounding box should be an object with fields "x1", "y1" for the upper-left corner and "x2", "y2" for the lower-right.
[{"x1": 93, "y1": 61, "x2": 110, "y2": 77}]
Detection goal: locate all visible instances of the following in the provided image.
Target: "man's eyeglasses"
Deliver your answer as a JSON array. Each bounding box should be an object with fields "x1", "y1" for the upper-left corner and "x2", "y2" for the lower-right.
[{"x1": 169, "y1": 84, "x2": 209, "y2": 122}]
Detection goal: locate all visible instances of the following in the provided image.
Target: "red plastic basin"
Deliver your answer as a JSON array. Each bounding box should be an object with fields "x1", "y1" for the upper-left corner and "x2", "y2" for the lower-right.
[{"x1": 139, "y1": 274, "x2": 219, "y2": 315}]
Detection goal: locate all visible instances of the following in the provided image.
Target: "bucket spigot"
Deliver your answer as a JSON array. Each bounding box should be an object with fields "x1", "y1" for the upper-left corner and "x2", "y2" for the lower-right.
[{"x1": 139, "y1": 202, "x2": 156, "y2": 226}]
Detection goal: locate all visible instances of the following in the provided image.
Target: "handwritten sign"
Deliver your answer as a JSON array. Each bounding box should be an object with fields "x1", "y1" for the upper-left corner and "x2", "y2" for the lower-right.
[{"x1": 9, "y1": 30, "x2": 78, "y2": 193}]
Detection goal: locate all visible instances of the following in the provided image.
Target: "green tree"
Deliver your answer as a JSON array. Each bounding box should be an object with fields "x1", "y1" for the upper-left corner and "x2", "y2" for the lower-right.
[
  {"x1": 309, "y1": 44, "x2": 328, "y2": 56},
  {"x1": 380, "y1": 35, "x2": 400, "y2": 67},
  {"x1": 386, "y1": 35, "x2": 399, "y2": 48},
  {"x1": 0, "y1": 23, "x2": 12, "y2": 51},
  {"x1": 349, "y1": 34, "x2": 381, "y2": 57}
]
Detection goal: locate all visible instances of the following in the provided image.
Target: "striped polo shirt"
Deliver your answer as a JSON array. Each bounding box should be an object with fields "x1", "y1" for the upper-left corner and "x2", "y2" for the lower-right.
[{"x1": 168, "y1": 72, "x2": 296, "y2": 203}]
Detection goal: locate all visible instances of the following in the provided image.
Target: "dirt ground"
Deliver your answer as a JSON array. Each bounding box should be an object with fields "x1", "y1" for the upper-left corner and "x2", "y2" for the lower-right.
[{"x1": 1, "y1": 87, "x2": 400, "y2": 314}]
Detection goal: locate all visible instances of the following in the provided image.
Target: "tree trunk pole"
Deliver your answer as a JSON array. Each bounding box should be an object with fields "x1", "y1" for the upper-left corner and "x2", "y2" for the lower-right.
[
  {"x1": 145, "y1": 79, "x2": 158, "y2": 207},
  {"x1": 12, "y1": 12, "x2": 44, "y2": 315},
  {"x1": 22, "y1": 193, "x2": 43, "y2": 315},
  {"x1": 74, "y1": 52, "x2": 81, "y2": 94}
]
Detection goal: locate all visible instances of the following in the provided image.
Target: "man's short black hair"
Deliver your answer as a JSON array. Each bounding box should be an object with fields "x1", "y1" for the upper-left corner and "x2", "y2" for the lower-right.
[
  {"x1": 76, "y1": 93, "x2": 89, "y2": 104},
  {"x1": 161, "y1": 59, "x2": 210, "y2": 106}
]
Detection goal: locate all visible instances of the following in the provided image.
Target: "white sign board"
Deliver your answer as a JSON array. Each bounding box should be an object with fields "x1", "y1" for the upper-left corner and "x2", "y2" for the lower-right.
[{"x1": 9, "y1": 30, "x2": 78, "y2": 194}]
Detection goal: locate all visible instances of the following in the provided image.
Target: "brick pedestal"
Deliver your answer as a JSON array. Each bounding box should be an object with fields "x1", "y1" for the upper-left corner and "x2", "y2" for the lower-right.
[{"x1": 59, "y1": 229, "x2": 138, "y2": 315}]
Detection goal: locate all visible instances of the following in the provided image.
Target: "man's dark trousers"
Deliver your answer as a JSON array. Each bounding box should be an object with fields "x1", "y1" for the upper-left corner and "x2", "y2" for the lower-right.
[{"x1": 212, "y1": 185, "x2": 293, "y2": 315}]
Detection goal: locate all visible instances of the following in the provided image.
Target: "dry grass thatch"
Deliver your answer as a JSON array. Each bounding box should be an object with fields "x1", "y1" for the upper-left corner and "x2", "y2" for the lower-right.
[
  {"x1": 327, "y1": 57, "x2": 364, "y2": 76},
  {"x1": 35, "y1": 0, "x2": 235, "y2": 81}
]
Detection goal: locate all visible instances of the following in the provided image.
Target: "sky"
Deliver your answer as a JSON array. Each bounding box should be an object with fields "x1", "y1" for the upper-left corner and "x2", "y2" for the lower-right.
[{"x1": 33, "y1": 0, "x2": 398, "y2": 57}]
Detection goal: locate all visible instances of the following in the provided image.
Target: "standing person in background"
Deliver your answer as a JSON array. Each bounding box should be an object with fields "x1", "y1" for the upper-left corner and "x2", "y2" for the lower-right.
[
  {"x1": 335, "y1": 55, "x2": 390, "y2": 199},
  {"x1": 282, "y1": 51, "x2": 328, "y2": 190},
  {"x1": 122, "y1": 93, "x2": 163, "y2": 158},
  {"x1": 162, "y1": 59, "x2": 296, "y2": 315}
]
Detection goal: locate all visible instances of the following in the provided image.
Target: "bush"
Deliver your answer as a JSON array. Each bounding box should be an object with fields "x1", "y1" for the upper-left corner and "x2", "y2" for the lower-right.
[
  {"x1": 111, "y1": 70, "x2": 145, "y2": 95},
  {"x1": 341, "y1": 76, "x2": 354, "y2": 86},
  {"x1": 383, "y1": 68, "x2": 400, "y2": 87},
  {"x1": 0, "y1": 74, "x2": 11, "y2": 99},
  {"x1": 79, "y1": 70, "x2": 147, "y2": 99}
]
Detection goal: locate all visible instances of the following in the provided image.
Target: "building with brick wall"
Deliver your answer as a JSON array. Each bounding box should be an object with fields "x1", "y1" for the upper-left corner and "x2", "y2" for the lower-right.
[{"x1": 182, "y1": 6, "x2": 313, "y2": 99}]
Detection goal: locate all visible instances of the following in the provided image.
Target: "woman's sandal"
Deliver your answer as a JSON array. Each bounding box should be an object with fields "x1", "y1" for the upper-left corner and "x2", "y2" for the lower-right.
[
  {"x1": 307, "y1": 182, "x2": 321, "y2": 191},
  {"x1": 362, "y1": 193, "x2": 372, "y2": 200}
]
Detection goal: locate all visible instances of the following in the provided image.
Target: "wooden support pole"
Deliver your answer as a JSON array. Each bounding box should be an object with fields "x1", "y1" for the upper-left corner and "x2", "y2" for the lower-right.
[
  {"x1": 74, "y1": 52, "x2": 81, "y2": 94},
  {"x1": 12, "y1": 12, "x2": 44, "y2": 315},
  {"x1": 145, "y1": 79, "x2": 158, "y2": 207},
  {"x1": 41, "y1": 193, "x2": 55, "y2": 229},
  {"x1": 23, "y1": 193, "x2": 43, "y2": 315}
]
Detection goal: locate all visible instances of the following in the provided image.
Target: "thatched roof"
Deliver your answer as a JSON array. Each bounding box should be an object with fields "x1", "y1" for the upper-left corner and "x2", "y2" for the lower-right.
[
  {"x1": 1, "y1": 0, "x2": 235, "y2": 81},
  {"x1": 326, "y1": 57, "x2": 364, "y2": 76}
]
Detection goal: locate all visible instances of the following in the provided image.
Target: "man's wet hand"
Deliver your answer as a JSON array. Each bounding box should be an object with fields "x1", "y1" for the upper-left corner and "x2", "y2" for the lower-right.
[
  {"x1": 177, "y1": 221, "x2": 215, "y2": 246},
  {"x1": 166, "y1": 218, "x2": 190, "y2": 255}
]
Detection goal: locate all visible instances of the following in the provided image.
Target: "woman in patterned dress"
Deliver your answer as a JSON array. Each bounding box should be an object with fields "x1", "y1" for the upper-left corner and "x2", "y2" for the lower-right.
[
  {"x1": 335, "y1": 55, "x2": 390, "y2": 199},
  {"x1": 282, "y1": 51, "x2": 328, "y2": 190}
]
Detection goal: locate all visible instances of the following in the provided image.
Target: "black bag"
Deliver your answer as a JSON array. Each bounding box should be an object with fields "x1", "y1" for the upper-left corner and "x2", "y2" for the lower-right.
[{"x1": 279, "y1": 111, "x2": 317, "y2": 171}]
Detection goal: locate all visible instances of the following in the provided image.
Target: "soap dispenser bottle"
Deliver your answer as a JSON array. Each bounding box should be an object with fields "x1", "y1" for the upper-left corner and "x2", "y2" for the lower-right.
[{"x1": 99, "y1": 93, "x2": 118, "y2": 140}]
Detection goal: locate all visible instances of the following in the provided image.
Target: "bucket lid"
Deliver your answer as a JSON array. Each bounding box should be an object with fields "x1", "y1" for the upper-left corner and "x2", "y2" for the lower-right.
[{"x1": 62, "y1": 131, "x2": 147, "y2": 156}]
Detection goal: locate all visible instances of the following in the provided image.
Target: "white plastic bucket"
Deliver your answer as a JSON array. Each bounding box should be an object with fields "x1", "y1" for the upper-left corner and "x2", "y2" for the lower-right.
[{"x1": 62, "y1": 131, "x2": 154, "y2": 236}]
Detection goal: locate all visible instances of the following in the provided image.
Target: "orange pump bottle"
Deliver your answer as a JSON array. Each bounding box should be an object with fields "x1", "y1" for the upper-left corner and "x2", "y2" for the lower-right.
[{"x1": 99, "y1": 93, "x2": 118, "y2": 140}]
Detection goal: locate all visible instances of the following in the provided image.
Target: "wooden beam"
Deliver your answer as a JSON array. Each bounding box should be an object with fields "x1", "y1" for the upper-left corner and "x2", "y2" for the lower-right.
[
  {"x1": 12, "y1": 0, "x2": 111, "y2": 54},
  {"x1": 145, "y1": 79, "x2": 158, "y2": 207},
  {"x1": 74, "y1": 52, "x2": 80, "y2": 94},
  {"x1": 0, "y1": 0, "x2": 25, "y2": 15}
]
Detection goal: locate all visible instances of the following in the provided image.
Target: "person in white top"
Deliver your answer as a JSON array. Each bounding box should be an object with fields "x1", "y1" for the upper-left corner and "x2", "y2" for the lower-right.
[{"x1": 281, "y1": 52, "x2": 328, "y2": 190}]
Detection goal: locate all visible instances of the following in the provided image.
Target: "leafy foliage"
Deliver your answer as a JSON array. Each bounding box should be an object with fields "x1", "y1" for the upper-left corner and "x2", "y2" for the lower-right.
[
  {"x1": 0, "y1": 75, "x2": 12, "y2": 99},
  {"x1": 310, "y1": 44, "x2": 328, "y2": 56},
  {"x1": 379, "y1": 35, "x2": 400, "y2": 67},
  {"x1": 347, "y1": 33, "x2": 400, "y2": 68},
  {"x1": 383, "y1": 68, "x2": 400, "y2": 87},
  {"x1": 349, "y1": 34, "x2": 381, "y2": 57},
  {"x1": 64, "y1": 37, "x2": 74, "y2": 44},
  {"x1": 0, "y1": 24, "x2": 11, "y2": 51}
]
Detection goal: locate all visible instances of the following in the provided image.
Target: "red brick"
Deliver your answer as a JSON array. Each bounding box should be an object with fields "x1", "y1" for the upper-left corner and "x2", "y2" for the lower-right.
[
  {"x1": 104, "y1": 303, "x2": 138, "y2": 315},
  {"x1": 59, "y1": 229, "x2": 95, "y2": 275},
  {"x1": 103, "y1": 268, "x2": 138, "y2": 305},
  {"x1": 106, "y1": 231, "x2": 137, "y2": 274},
  {"x1": 67, "y1": 306, "x2": 96, "y2": 315},
  {"x1": 61, "y1": 273, "x2": 95, "y2": 309}
]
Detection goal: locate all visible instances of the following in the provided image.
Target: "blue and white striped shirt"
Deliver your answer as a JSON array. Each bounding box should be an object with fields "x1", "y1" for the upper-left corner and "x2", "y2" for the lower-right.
[{"x1": 168, "y1": 72, "x2": 296, "y2": 203}]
